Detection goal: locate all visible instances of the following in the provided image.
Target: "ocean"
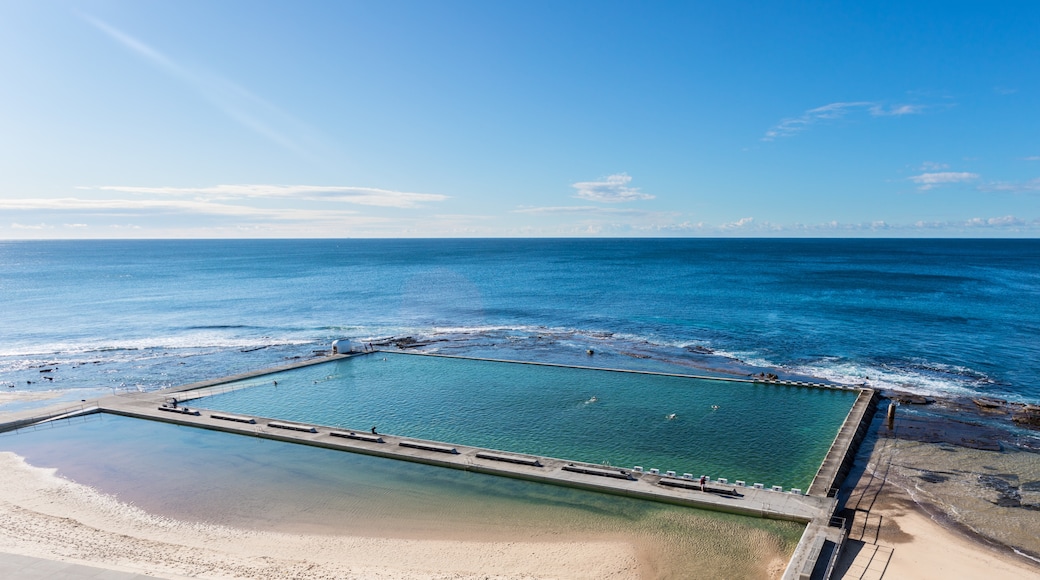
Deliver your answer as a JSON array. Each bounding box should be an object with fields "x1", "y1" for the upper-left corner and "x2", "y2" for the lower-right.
[{"x1": 3, "y1": 238, "x2": 1038, "y2": 407}]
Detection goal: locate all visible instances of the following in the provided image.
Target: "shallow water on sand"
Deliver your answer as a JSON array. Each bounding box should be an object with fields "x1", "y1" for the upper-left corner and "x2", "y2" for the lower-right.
[
  {"x1": 884, "y1": 439, "x2": 1040, "y2": 561},
  {"x1": 0, "y1": 414, "x2": 804, "y2": 578}
]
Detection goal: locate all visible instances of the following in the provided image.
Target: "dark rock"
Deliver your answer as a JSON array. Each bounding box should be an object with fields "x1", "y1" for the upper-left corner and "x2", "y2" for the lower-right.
[
  {"x1": 895, "y1": 394, "x2": 934, "y2": 405},
  {"x1": 977, "y1": 475, "x2": 1040, "y2": 511},
  {"x1": 1011, "y1": 404, "x2": 1040, "y2": 427},
  {"x1": 972, "y1": 397, "x2": 1007, "y2": 410}
]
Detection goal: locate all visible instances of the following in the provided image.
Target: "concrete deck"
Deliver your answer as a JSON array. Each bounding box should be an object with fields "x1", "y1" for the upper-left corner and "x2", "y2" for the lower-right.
[{"x1": 807, "y1": 388, "x2": 880, "y2": 497}]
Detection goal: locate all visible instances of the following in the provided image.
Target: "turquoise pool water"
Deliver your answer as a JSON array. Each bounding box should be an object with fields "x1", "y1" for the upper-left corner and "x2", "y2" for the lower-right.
[
  {"x1": 1, "y1": 414, "x2": 804, "y2": 578},
  {"x1": 196, "y1": 353, "x2": 859, "y2": 489}
]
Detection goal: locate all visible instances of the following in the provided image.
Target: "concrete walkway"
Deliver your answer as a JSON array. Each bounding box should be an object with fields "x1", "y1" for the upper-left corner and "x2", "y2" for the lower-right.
[{"x1": 0, "y1": 552, "x2": 161, "y2": 579}]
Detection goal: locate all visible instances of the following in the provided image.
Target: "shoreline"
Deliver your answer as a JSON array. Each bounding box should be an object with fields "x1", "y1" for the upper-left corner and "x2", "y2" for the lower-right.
[
  {"x1": 0, "y1": 452, "x2": 644, "y2": 579},
  {"x1": 834, "y1": 408, "x2": 1040, "y2": 579}
]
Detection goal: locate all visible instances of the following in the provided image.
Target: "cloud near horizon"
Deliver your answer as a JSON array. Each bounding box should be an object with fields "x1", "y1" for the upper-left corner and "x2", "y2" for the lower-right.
[
  {"x1": 78, "y1": 184, "x2": 448, "y2": 208},
  {"x1": 571, "y1": 173, "x2": 654, "y2": 203},
  {"x1": 980, "y1": 178, "x2": 1040, "y2": 193},
  {"x1": 908, "y1": 172, "x2": 979, "y2": 190},
  {"x1": 512, "y1": 205, "x2": 652, "y2": 216},
  {"x1": 764, "y1": 101, "x2": 923, "y2": 140},
  {"x1": 0, "y1": 197, "x2": 367, "y2": 221}
]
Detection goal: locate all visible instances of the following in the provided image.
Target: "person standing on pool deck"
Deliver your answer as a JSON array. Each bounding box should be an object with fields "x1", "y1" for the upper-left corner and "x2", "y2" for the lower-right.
[
  {"x1": 699, "y1": 475, "x2": 706, "y2": 491},
  {"x1": 371, "y1": 426, "x2": 377, "y2": 435}
]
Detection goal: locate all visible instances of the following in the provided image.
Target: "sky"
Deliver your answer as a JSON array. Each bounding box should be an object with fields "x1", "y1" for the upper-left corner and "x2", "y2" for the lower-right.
[{"x1": 1, "y1": 1, "x2": 1038, "y2": 238}]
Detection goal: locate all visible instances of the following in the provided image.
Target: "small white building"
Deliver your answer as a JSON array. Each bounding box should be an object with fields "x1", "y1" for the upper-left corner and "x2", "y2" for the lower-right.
[{"x1": 331, "y1": 339, "x2": 354, "y2": 354}]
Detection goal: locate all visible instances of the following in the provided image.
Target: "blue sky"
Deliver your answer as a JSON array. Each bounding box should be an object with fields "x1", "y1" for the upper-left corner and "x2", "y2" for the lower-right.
[{"x1": 1, "y1": 1, "x2": 1038, "y2": 238}]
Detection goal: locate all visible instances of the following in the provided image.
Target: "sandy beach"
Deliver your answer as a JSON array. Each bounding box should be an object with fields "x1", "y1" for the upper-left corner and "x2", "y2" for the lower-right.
[
  {"x1": 834, "y1": 411, "x2": 1040, "y2": 580},
  {"x1": 0, "y1": 452, "x2": 643, "y2": 579},
  {"x1": 5, "y1": 437, "x2": 1037, "y2": 580}
]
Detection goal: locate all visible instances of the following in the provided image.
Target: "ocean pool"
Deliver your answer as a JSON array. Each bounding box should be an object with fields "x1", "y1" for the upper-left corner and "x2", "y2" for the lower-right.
[{"x1": 193, "y1": 352, "x2": 859, "y2": 490}]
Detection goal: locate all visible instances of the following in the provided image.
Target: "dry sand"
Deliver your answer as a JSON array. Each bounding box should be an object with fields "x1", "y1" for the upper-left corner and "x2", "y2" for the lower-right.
[
  {"x1": 0, "y1": 452, "x2": 640, "y2": 579},
  {"x1": 835, "y1": 426, "x2": 1040, "y2": 580}
]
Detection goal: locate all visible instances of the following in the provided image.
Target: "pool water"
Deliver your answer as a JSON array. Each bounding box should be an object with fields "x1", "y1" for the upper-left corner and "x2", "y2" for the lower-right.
[{"x1": 196, "y1": 352, "x2": 859, "y2": 489}]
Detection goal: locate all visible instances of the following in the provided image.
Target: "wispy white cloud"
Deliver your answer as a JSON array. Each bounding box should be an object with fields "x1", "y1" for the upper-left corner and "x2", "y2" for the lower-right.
[
  {"x1": 918, "y1": 161, "x2": 949, "y2": 171},
  {"x1": 908, "y1": 171, "x2": 979, "y2": 190},
  {"x1": 719, "y1": 217, "x2": 754, "y2": 230},
  {"x1": 980, "y1": 178, "x2": 1040, "y2": 193},
  {"x1": 80, "y1": 184, "x2": 448, "y2": 208},
  {"x1": 965, "y1": 215, "x2": 1024, "y2": 227},
  {"x1": 82, "y1": 14, "x2": 320, "y2": 158},
  {"x1": 772, "y1": 216, "x2": 1037, "y2": 233},
  {"x1": 764, "y1": 101, "x2": 923, "y2": 140},
  {"x1": 1023, "y1": 156, "x2": 1040, "y2": 161},
  {"x1": 430, "y1": 214, "x2": 494, "y2": 221},
  {"x1": 10, "y1": 223, "x2": 52, "y2": 230},
  {"x1": 0, "y1": 197, "x2": 362, "y2": 220},
  {"x1": 571, "y1": 173, "x2": 653, "y2": 203},
  {"x1": 512, "y1": 205, "x2": 650, "y2": 216},
  {"x1": 913, "y1": 216, "x2": 1035, "y2": 229}
]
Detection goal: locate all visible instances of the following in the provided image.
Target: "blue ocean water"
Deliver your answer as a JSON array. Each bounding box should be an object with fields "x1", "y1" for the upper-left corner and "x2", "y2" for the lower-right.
[{"x1": 1, "y1": 239, "x2": 1038, "y2": 406}]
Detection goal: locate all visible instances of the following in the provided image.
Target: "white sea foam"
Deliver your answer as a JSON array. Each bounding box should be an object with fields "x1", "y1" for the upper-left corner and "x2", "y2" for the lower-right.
[
  {"x1": 360, "y1": 326, "x2": 1028, "y2": 403},
  {"x1": 0, "y1": 333, "x2": 315, "y2": 359},
  {"x1": 791, "y1": 359, "x2": 984, "y2": 399},
  {"x1": 3, "y1": 319, "x2": 1022, "y2": 404},
  {"x1": 372, "y1": 325, "x2": 1011, "y2": 402}
]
